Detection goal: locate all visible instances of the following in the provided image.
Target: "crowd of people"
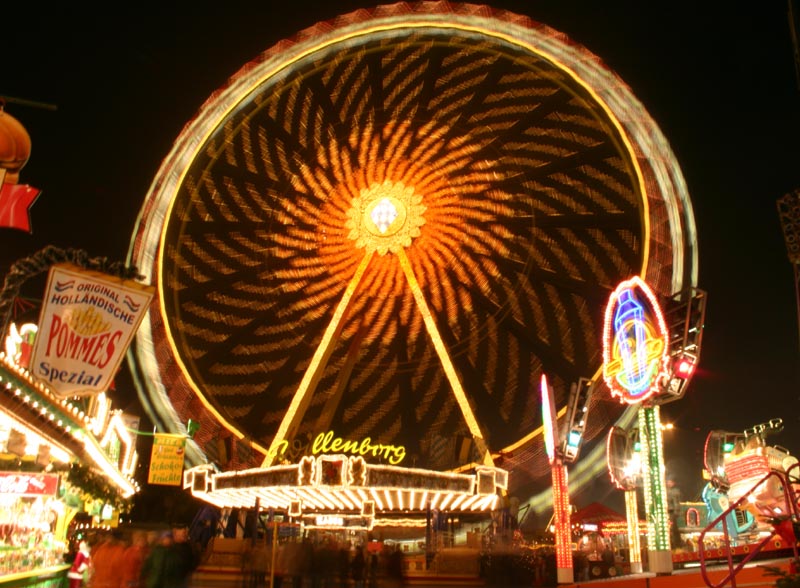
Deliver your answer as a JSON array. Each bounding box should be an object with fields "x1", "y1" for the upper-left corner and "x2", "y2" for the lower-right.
[
  {"x1": 66, "y1": 525, "x2": 200, "y2": 588},
  {"x1": 66, "y1": 527, "x2": 409, "y2": 588},
  {"x1": 242, "y1": 537, "x2": 406, "y2": 588}
]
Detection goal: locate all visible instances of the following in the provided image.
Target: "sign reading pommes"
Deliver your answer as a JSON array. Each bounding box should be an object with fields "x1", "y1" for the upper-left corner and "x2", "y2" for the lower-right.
[{"x1": 29, "y1": 263, "x2": 155, "y2": 397}]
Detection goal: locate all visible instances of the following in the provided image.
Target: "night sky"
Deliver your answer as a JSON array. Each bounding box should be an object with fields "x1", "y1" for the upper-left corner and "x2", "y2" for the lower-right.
[{"x1": 3, "y1": 1, "x2": 800, "y2": 504}]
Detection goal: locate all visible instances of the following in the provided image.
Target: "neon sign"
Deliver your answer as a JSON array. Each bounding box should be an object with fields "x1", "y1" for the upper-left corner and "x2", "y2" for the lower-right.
[
  {"x1": 4, "y1": 322, "x2": 37, "y2": 368},
  {"x1": 602, "y1": 277, "x2": 669, "y2": 404},
  {"x1": 540, "y1": 373, "x2": 574, "y2": 580},
  {"x1": 267, "y1": 430, "x2": 406, "y2": 465},
  {"x1": 540, "y1": 374, "x2": 557, "y2": 464},
  {"x1": 316, "y1": 515, "x2": 344, "y2": 526},
  {"x1": 0, "y1": 472, "x2": 59, "y2": 496}
]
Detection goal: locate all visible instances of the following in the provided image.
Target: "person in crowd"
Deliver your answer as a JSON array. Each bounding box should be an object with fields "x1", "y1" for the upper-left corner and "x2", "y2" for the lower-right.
[
  {"x1": 284, "y1": 539, "x2": 307, "y2": 588},
  {"x1": 666, "y1": 476, "x2": 683, "y2": 548},
  {"x1": 92, "y1": 531, "x2": 128, "y2": 588},
  {"x1": 317, "y1": 537, "x2": 338, "y2": 588},
  {"x1": 368, "y1": 550, "x2": 379, "y2": 588},
  {"x1": 243, "y1": 539, "x2": 270, "y2": 588},
  {"x1": 601, "y1": 537, "x2": 616, "y2": 574},
  {"x1": 165, "y1": 525, "x2": 197, "y2": 588},
  {"x1": 337, "y1": 542, "x2": 351, "y2": 588},
  {"x1": 532, "y1": 551, "x2": 546, "y2": 587},
  {"x1": 351, "y1": 545, "x2": 366, "y2": 588},
  {"x1": 573, "y1": 550, "x2": 589, "y2": 582},
  {"x1": 273, "y1": 540, "x2": 290, "y2": 588},
  {"x1": 141, "y1": 530, "x2": 174, "y2": 588},
  {"x1": 87, "y1": 532, "x2": 110, "y2": 579},
  {"x1": 68, "y1": 540, "x2": 91, "y2": 588},
  {"x1": 120, "y1": 531, "x2": 150, "y2": 588},
  {"x1": 301, "y1": 537, "x2": 318, "y2": 588},
  {"x1": 193, "y1": 517, "x2": 216, "y2": 562},
  {"x1": 385, "y1": 545, "x2": 405, "y2": 588}
]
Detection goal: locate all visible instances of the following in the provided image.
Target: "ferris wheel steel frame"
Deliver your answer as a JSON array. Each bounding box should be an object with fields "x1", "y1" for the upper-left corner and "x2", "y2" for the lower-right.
[{"x1": 127, "y1": 3, "x2": 698, "y2": 505}]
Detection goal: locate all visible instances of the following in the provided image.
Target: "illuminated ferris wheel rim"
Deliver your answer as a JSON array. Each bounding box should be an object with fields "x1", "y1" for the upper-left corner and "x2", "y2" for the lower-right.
[
  {"x1": 131, "y1": 3, "x2": 696, "y2": 286},
  {"x1": 127, "y1": 2, "x2": 697, "y2": 476}
]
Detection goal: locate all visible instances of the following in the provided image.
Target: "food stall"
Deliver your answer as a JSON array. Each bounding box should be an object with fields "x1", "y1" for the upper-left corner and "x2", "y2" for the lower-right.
[
  {"x1": 572, "y1": 501, "x2": 643, "y2": 577},
  {"x1": 0, "y1": 321, "x2": 141, "y2": 586},
  {"x1": 0, "y1": 102, "x2": 153, "y2": 586}
]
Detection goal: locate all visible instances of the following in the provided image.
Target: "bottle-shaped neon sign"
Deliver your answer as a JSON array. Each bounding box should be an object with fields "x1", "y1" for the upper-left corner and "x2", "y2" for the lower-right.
[
  {"x1": 613, "y1": 289, "x2": 651, "y2": 395},
  {"x1": 602, "y1": 276, "x2": 670, "y2": 404}
]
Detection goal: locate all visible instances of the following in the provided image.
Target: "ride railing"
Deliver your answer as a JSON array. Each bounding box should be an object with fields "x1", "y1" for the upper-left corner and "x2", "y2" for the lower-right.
[
  {"x1": 787, "y1": 461, "x2": 800, "y2": 510},
  {"x1": 698, "y1": 469, "x2": 799, "y2": 588}
]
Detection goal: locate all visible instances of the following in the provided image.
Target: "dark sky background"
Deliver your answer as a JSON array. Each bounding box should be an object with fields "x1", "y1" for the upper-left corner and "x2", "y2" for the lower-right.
[{"x1": 3, "y1": 1, "x2": 800, "y2": 505}]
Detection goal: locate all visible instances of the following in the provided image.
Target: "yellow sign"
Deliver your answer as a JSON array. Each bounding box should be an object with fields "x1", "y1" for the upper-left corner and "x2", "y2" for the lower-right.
[
  {"x1": 148, "y1": 433, "x2": 186, "y2": 486},
  {"x1": 267, "y1": 430, "x2": 406, "y2": 465}
]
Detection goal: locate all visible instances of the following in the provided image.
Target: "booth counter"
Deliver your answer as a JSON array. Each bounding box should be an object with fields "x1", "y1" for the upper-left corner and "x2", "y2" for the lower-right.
[{"x1": 0, "y1": 563, "x2": 69, "y2": 588}]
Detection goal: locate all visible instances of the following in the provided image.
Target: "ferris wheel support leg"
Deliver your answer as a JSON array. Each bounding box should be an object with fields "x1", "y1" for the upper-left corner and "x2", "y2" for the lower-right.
[
  {"x1": 262, "y1": 252, "x2": 374, "y2": 467},
  {"x1": 397, "y1": 249, "x2": 494, "y2": 467}
]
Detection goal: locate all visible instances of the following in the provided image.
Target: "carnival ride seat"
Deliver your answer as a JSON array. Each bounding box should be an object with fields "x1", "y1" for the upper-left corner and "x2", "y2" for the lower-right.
[{"x1": 725, "y1": 440, "x2": 797, "y2": 520}]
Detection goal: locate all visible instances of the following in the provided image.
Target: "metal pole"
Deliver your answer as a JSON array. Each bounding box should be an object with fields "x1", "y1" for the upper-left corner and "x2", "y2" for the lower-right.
[
  {"x1": 269, "y1": 520, "x2": 278, "y2": 588},
  {"x1": 252, "y1": 498, "x2": 260, "y2": 547},
  {"x1": 794, "y1": 264, "x2": 800, "y2": 355},
  {"x1": 625, "y1": 488, "x2": 643, "y2": 574}
]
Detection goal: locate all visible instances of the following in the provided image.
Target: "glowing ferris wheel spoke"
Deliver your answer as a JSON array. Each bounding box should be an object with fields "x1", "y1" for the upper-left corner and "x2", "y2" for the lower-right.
[
  {"x1": 261, "y1": 251, "x2": 374, "y2": 467},
  {"x1": 396, "y1": 248, "x2": 494, "y2": 468},
  {"x1": 314, "y1": 322, "x2": 367, "y2": 434}
]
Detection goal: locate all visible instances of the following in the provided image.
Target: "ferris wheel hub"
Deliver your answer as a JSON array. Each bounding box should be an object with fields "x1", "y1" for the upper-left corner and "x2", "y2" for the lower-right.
[{"x1": 347, "y1": 180, "x2": 426, "y2": 255}]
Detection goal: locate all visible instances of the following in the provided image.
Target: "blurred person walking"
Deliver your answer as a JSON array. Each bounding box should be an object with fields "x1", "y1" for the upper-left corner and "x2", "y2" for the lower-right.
[
  {"x1": 141, "y1": 530, "x2": 174, "y2": 588},
  {"x1": 121, "y1": 531, "x2": 150, "y2": 588},
  {"x1": 666, "y1": 476, "x2": 683, "y2": 548},
  {"x1": 368, "y1": 551, "x2": 378, "y2": 588},
  {"x1": 284, "y1": 539, "x2": 306, "y2": 588},
  {"x1": 92, "y1": 531, "x2": 128, "y2": 588},
  {"x1": 351, "y1": 546, "x2": 366, "y2": 588},
  {"x1": 385, "y1": 546, "x2": 405, "y2": 588},
  {"x1": 337, "y1": 543, "x2": 350, "y2": 588},
  {"x1": 88, "y1": 532, "x2": 111, "y2": 581},
  {"x1": 167, "y1": 526, "x2": 197, "y2": 588},
  {"x1": 317, "y1": 538, "x2": 337, "y2": 588}
]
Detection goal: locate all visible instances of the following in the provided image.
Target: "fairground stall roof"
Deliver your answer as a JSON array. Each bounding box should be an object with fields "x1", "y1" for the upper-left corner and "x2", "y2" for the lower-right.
[
  {"x1": 184, "y1": 456, "x2": 508, "y2": 532},
  {"x1": 0, "y1": 354, "x2": 139, "y2": 498}
]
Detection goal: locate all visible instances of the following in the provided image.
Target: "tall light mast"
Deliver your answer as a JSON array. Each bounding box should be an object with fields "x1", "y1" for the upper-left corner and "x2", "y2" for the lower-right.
[{"x1": 777, "y1": 191, "x2": 800, "y2": 354}]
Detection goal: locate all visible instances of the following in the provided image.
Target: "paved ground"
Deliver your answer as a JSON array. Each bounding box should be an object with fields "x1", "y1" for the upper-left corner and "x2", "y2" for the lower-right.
[{"x1": 190, "y1": 555, "x2": 798, "y2": 588}]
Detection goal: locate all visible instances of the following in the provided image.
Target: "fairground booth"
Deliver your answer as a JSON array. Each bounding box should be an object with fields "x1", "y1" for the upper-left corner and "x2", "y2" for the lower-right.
[
  {"x1": 0, "y1": 250, "x2": 153, "y2": 587},
  {"x1": 184, "y1": 453, "x2": 509, "y2": 582}
]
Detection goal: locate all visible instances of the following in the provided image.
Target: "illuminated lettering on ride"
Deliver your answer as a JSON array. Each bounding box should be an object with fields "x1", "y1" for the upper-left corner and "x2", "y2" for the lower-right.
[
  {"x1": 602, "y1": 276, "x2": 670, "y2": 404},
  {"x1": 267, "y1": 430, "x2": 406, "y2": 465},
  {"x1": 315, "y1": 515, "x2": 345, "y2": 527}
]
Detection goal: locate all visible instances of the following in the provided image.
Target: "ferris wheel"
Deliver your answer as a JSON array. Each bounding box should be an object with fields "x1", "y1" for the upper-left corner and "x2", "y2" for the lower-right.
[{"x1": 127, "y1": 2, "x2": 697, "y2": 499}]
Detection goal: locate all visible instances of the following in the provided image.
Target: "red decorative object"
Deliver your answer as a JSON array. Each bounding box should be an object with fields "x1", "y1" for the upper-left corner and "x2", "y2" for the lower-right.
[
  {"x1": 321, "y1": 459, "x2": 343, "y2": 486},
  {"x1": 0, "y1": 105, "x2": 40, "y2": 232},
  {"x1": 0, "y1": 180, "x2": 39, "y2": 232}
]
